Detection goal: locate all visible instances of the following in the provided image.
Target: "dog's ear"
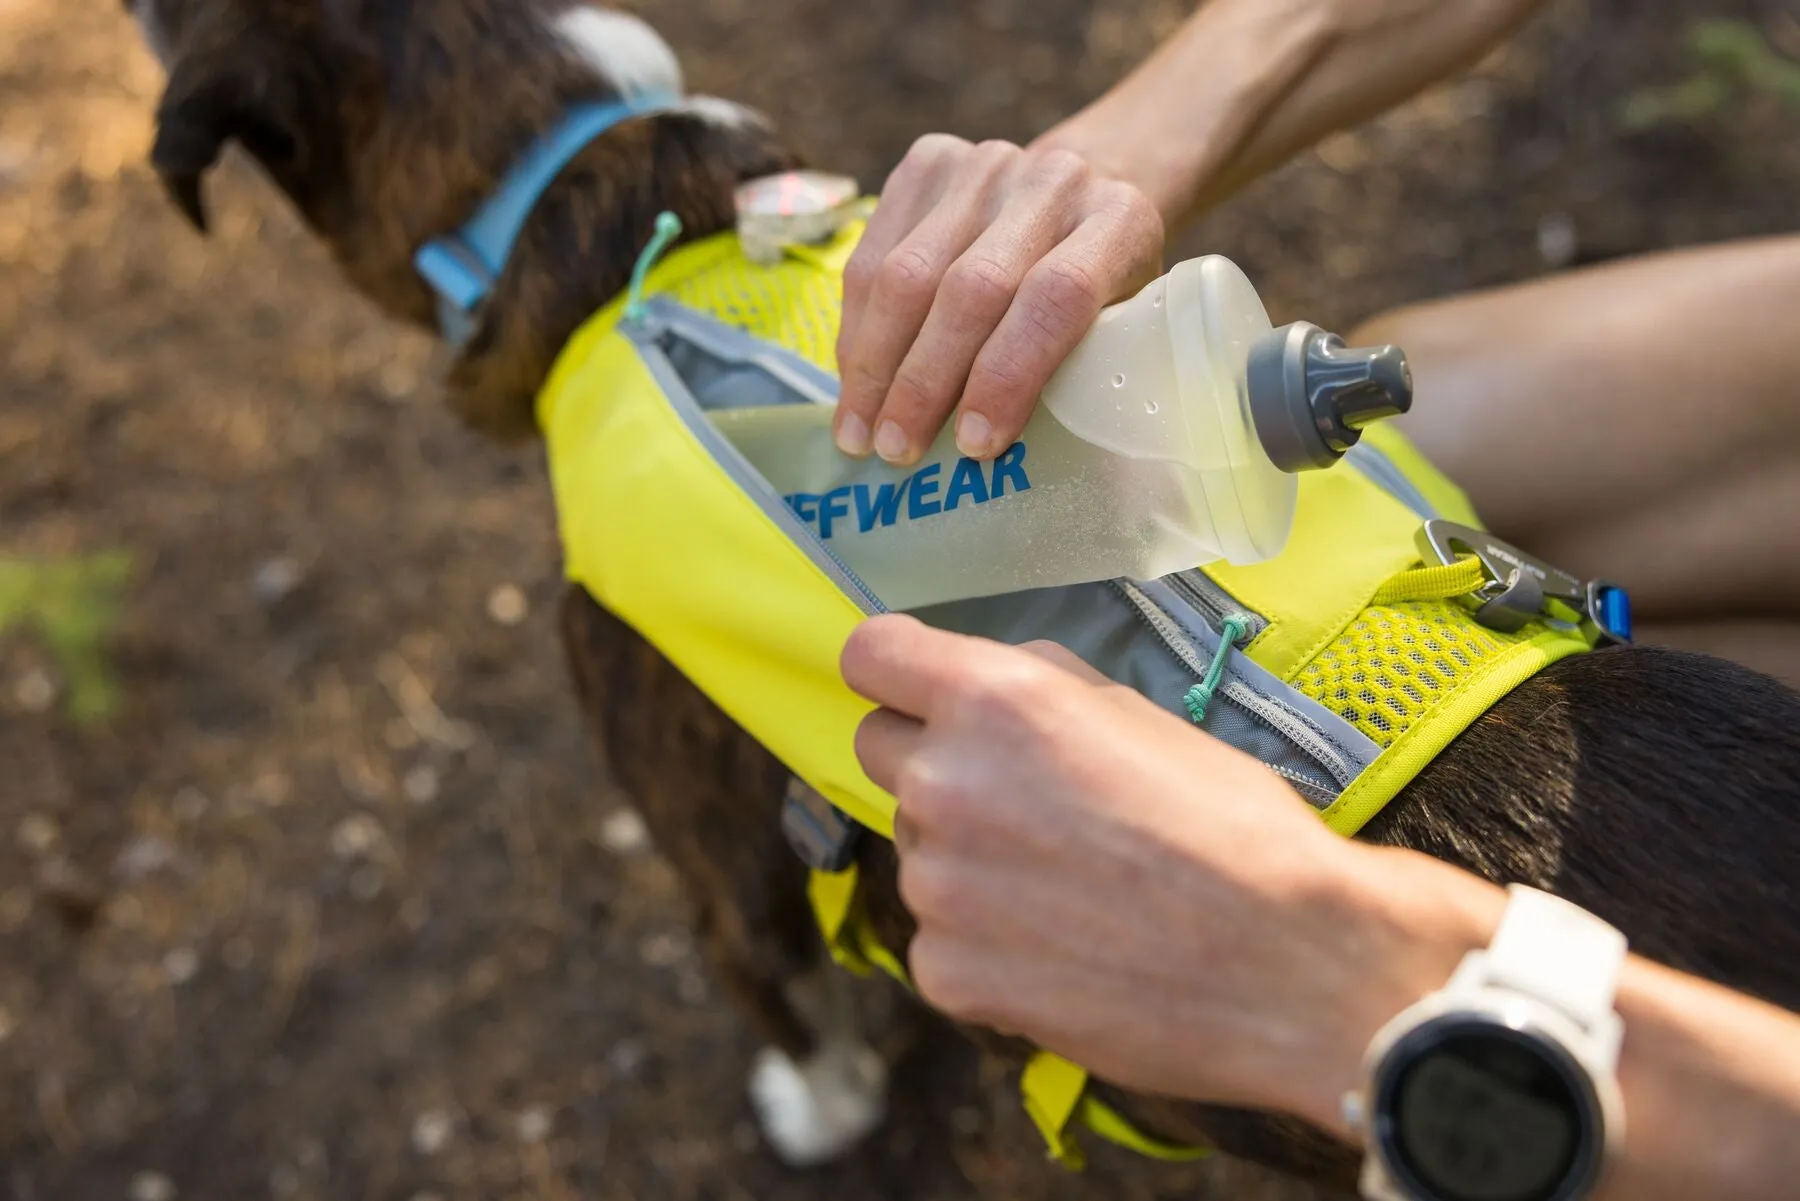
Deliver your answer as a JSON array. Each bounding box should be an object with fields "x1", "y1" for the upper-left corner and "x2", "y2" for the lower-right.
[
  {"x1": 152, "y1": 41, "x2": 308, "y2": 234},
  {"x1": 149, "y1": 26, "x2": 343, "y2": 235}
]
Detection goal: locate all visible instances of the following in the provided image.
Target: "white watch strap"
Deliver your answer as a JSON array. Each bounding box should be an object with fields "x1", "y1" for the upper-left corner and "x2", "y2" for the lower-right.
[{"x1": 1483, "y1": 885, "x2": 1627, "y2": 1029}]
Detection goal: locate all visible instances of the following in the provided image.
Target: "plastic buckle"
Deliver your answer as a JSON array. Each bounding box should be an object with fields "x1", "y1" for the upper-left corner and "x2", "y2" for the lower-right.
[
  {"x1": 1585, "y1": 578, "x2": 1633, "y2": 646},
  {"x1": 780, "y1": 777, "x2": 863, "y2": 872},
  {"x1": 413, "y1": 235, "x2": 494, "y2": 346},
  {"x1": 1415, "y1": 519, "x2": 1632, "y2": 646}
]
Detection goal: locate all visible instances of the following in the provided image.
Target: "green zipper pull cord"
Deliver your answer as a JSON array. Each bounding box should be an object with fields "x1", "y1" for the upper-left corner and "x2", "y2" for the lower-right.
[
  {"x1": 1184, "y1": 613, "x2": 1253, "y2": 725},
  {"x1": 624, "y1": 210, "x2": 683, "y2": 321}
]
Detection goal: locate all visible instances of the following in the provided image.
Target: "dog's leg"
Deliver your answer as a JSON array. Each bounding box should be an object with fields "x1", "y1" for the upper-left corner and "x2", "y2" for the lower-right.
[
  {"x1": 746, "y1": 959, "x2": 888, "y2": 1167},
  {"x1": 558, "y1": 586, "x2": 886, "y2": 1165}
]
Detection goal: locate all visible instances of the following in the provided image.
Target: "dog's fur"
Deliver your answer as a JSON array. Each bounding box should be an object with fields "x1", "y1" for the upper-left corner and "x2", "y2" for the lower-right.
[{"x1": 129, "y1": 0, "x2": 1800, "y2": 1189}]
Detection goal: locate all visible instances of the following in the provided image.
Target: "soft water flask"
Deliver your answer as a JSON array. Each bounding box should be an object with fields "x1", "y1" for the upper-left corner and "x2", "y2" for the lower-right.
[{"x1": 711, "y1": 255, "x2": 1412, "y2": 611}]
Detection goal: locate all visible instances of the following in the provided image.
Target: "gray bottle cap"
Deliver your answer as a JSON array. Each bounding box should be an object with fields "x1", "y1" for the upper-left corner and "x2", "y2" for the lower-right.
[{"x1": 1246, "y1": 321, "x2": 1414, "y2": 473}]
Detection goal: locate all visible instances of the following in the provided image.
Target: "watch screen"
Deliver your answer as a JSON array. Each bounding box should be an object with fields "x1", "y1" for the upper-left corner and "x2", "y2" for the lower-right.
[{"x1": 1386, "y1": 1027, "x2": 1585, "y2": 1201}]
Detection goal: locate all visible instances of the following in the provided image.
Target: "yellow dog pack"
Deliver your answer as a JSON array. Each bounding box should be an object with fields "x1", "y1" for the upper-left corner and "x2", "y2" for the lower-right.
[{"x1": 528, "y1": 215, "x2": 1629, "y2": 1167}]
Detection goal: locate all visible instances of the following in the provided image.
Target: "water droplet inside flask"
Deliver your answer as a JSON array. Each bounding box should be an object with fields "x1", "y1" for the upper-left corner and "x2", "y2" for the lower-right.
[
  {"x1": 1111, "y1": 373, "x2": 1126, "y2": 388},
  {"x1": 1145, "y1": 399, "x2": 1159, "y2": 414}
]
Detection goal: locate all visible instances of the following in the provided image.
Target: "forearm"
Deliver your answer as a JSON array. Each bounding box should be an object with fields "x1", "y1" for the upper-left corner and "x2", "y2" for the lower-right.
[
  {"x1": 1286, "y1": 848, "x2": 1800, "y2": 1199},
  {"x1": 1031, "y1": 0, "x2": 1547, "y2": 227},
  {"x1": 1598, "y1": 958, "x2": 1800, "y2": 1199},
  {"x1": 850, "y1": 619, "x2": 1800, "y2": 1194}
]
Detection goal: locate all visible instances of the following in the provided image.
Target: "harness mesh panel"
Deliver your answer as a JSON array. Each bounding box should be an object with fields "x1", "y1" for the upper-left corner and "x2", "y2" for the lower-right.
[
  {"x1": 657, "y1": 242, "x2": 843, "y2": 372},
  {"x1": 1291, "y1": 598, "x2": 1536, "y2": 747}
]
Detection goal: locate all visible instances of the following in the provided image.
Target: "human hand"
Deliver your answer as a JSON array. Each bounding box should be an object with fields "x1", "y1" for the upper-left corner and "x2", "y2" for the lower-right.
[
  {"x1": 841, "y1": 614, "x2": 1503, "y2": 1130},
  {"x1": 833, "y1": 135, "x2": 1164, "y2": 466}
]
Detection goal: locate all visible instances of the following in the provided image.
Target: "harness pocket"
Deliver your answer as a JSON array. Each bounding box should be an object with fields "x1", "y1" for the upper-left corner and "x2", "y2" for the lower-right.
[
  {"x1": 618, "y1": 299, "x2": 1378, "y2": 811},
  {"x1": 625, "y1": 300, "x2": 886, "y2": 614}
]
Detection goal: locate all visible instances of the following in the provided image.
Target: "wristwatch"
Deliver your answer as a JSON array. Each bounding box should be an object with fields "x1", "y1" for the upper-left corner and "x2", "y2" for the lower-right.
[{"x1": 1345, "y1": 885, "x2": 1628, "y2": 1201}]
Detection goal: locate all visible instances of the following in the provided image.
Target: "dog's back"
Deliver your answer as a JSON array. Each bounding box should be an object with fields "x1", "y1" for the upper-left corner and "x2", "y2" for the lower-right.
[{"x1": 1377, "y1": 645, "x2": 1800, "y2": 1009}]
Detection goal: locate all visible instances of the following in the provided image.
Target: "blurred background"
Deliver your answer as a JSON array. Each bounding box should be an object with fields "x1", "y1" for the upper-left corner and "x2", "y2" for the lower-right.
[{"x1": 2, "y1": 1, "x2": 1798, "y2": 1199}]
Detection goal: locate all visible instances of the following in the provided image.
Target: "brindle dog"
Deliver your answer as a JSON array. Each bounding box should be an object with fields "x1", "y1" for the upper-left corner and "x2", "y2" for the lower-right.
[{"x1": 126, "y1": 0, "x2": 1800, "y2": 1190}]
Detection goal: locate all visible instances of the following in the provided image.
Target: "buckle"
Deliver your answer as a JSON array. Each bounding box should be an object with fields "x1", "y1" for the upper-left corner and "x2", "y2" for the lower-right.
[
  {"x1": 780, "y1": 777, "x2": 863, "y2": 872},
  {"x1": 413, "y1": 235, "x2": 495, "y2": 347},
  {"x1": 1415, "y1": 519, "x2": 1632, "y2": 646}
]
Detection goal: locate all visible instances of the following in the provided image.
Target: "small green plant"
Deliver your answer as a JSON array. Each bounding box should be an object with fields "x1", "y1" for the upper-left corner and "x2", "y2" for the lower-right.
[
  {"x1": 0, "y1": 551, "x2": 133, "y2": 723},
  {"x1": 1622, "y1": 19, "x2": 1800, "y2": 132}
]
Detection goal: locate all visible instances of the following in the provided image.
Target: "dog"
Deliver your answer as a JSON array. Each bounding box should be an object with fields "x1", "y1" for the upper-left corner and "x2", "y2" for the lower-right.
[{"x1": 126, "y1": 0, "x2": 1800, "y2": 1191}]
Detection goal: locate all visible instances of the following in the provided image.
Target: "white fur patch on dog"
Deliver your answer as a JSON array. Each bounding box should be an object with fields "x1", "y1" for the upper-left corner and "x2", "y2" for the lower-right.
[
  {"x1": 676, "y1": 96, "x2": 769, "y2": 130},
  {"x1": 554, "y1": 8, "x2": 770, "y2": 131},
  {"x1": 554, "y1": 7, "x2": 685, "y2": 99},
  {"x1": 748, "y1": 1041, "x2": 888, "y2": 1167}
]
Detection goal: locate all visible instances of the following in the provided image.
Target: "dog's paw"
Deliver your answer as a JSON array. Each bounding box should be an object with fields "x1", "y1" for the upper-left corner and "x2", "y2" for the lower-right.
[{"x1": 748, "y1": 1041, "x2": 888, "y2": 1167}]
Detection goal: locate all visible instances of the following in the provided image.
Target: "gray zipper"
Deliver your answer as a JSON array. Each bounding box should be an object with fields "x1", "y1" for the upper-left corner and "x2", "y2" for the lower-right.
[
  {"x1": 1268, "y1": 764, "x2": 1338, "y2": 807},
  {"x1": 1112, "y1": 579, "x2": 1357, "y2": 792},
  {"x1": 624, "y1": 314, "x2": 887, "y2": 615},
  {"x1": 1113, "y1": 579, "x2": 1215, "y2": 678},
  {"x1": 1217, "y1": 679, "x2": 1357, "y2": 790},
  {"x1": 1167, "y1": 570, "x2": 1267, "y2": 642}
]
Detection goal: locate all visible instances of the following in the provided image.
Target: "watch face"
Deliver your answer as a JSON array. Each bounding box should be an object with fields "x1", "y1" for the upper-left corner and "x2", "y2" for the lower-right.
[{"x1": 1374, "y1": 1018, "x2": 1600, "y2": 1201}]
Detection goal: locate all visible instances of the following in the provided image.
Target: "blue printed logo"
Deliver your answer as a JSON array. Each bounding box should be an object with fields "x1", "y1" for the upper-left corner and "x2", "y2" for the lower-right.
[{"x1": 785, "y1": 441, "x2": 1030, "y2": 539}]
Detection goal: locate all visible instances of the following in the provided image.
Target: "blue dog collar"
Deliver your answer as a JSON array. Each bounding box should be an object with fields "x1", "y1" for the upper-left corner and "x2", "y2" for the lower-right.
[{"x1": 414, "y1": 90, "x2": 680, "y2": 347}]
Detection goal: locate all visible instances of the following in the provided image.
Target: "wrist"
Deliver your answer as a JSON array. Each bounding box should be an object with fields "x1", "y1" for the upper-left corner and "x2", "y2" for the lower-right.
[
  {"x1": 1031, "y1": 0, "x2": 1341, "y2": 229},
  {"x1": 1279, "y1": 847, "x2": 1507, "y2": 1136},
  {"x1": 1029, "y1": 109, "x2": 1201, "y2": 230}
]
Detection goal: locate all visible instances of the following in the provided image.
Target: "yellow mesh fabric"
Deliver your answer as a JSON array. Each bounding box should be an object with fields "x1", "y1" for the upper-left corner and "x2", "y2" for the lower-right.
[
  {"x1": 652, "y1": 238, "x2": 845, "y2": 372},
  {"x1": 1292, "y1": 597, "x2": 1537, "y2": 748}
]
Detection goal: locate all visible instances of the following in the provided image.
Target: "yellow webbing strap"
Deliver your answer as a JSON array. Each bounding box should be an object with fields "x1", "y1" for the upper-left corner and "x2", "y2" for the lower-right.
[
  {"x1": 1370, "y1": 555, "x2": 1588, "y2": 624},
  {"x1": 808, "y1": 864, "x2": 912, "y2": 985},
  {"x1": 1369, "y1": 555, "x2": 1488, "y2": 606},
  {"x1": 1021, "y1": 1051, "x2": 1212, "y2": 1169}
]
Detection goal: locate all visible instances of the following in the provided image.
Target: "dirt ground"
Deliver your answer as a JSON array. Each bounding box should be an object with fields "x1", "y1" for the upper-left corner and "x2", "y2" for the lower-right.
[{"x1": 3, "y1": 2, "x2": 1798, "y2": 1199}]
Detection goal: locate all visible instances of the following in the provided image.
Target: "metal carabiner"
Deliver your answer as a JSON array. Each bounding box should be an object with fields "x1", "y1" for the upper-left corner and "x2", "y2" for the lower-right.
[{"x1": 1414, "y1": 519, "x2": 1632, "y2": 646}]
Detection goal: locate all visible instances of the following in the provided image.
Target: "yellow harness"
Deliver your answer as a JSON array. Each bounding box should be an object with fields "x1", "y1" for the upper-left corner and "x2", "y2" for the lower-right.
[{"x1": 536, "y1": 220, "x2": 1612, "y2": 1168}]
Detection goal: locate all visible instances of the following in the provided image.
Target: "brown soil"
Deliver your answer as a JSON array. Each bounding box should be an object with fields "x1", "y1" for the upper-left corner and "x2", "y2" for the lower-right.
[{"x1": 3, "y1": 2, "x2": 1797, "y2": 1199}]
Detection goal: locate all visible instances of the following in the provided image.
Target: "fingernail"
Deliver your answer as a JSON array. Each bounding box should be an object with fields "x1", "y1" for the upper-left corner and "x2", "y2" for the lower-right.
[
  {"x1": 874, "y1": 420, "x2": 910, "y2": 464},
  {"x1": 955, "y1": 411, "x2": 993, "y2": 458},
  {"x1": 836, "y1": 411, "x2": 872, "y2": 456}
]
